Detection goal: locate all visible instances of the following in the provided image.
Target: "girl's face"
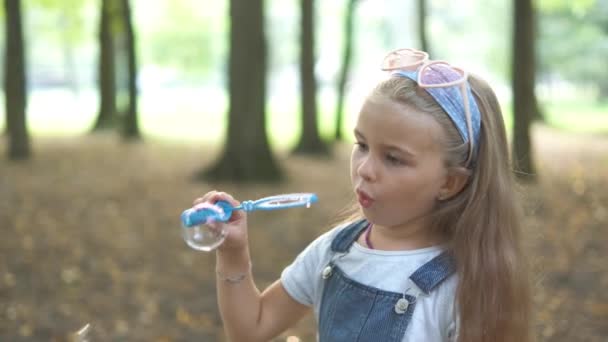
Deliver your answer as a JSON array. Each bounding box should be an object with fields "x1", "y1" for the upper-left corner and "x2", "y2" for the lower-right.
[{"x1": 350, "y1": 96, "x2": 448, "y2": 230}]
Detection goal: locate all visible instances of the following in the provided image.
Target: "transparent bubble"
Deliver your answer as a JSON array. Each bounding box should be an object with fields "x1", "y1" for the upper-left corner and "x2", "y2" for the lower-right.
[{"x1": 182, "y1": 222, "x2": 226, "y2": 252}]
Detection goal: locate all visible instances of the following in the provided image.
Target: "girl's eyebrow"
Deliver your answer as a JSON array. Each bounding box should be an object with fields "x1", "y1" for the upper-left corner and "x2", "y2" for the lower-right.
[
  {"x1": 383, "y1": 143, "x2": 417, "y2": 158},
  {"x1": 354, "y1": 129, "x2": 416, "y2": 157},
  {"x1": 354, "y1": 129, "x2": 365, "y2": 140}
]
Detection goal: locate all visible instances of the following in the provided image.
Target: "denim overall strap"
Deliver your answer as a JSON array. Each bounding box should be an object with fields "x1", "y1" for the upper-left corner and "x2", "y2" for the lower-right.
[
  {"x1": 319, "y1": 220, "x2": 456, "y2": 342},
  {"x1": 330, "y1": 219, "x2": 369, "y2": 252},
  {"x1": 408, "y1": 251, "x2": 455, "y2": 294},
  {"x1": 318, "y1": 264, "x2": 416, "y2": 342}
]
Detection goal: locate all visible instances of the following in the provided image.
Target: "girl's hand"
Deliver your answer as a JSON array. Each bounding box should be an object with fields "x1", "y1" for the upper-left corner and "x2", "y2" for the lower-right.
[{"x1": 193, "y1": 191, "x2": 249, "y2": 253}]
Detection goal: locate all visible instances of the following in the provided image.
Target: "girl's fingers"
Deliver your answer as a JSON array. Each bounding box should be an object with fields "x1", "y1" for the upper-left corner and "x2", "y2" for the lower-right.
[
  {"x1": 206, "y1": 221, "x2": 222, "y2": 233},
  {"x1": 216, "y1": 192, "x2": 240, "y2": 206},
  {"x1": 209, "y1": 192, "x2": 245, "y2": 222},
  {"x1": 193, "y1": 190, "x2": 218, "y2": 205},
  {"x1": 192, "y1": 191, "x2": 245, "y2": 221}
]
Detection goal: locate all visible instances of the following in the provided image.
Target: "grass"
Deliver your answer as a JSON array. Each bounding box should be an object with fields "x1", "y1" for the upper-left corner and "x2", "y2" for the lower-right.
[
  {"x1": 501, "y1": 99, "x2": 608, "y2": 136},
  {"x1": 543, "y1": 100, "x2": 608, "y2": 134}
]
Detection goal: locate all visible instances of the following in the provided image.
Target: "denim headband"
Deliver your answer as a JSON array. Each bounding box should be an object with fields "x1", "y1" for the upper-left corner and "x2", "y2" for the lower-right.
[{"x1": 393, "y1": 70, "x2": 481, "y2": 158}]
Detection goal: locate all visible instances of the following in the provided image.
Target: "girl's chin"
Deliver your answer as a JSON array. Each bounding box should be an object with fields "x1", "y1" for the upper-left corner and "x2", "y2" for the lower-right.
[{"x1": 360, "y1": 208, "x2": 378, "y2": 222}]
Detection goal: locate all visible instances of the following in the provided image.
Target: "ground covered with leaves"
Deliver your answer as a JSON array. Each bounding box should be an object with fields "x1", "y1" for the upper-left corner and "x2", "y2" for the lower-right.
[{"x1": 1, "y1": 126, "x2": 606, "y2": 341}]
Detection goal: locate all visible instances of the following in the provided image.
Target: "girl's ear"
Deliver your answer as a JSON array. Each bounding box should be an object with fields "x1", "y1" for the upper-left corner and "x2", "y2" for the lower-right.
[{"x1": 438, "y1": 167, "x2": 471, "y2": 200}]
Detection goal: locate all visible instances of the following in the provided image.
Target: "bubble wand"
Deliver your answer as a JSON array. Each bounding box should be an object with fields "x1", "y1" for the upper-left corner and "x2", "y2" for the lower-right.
[{"x1": 180, "y1": 193, "x2": 318, "y2": 251}]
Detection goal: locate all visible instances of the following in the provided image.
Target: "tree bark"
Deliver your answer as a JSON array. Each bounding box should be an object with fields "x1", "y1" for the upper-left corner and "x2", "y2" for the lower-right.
[
  {"x1": 120, "y1": 0, "x2": 140, "y2": 140},
  {"x1": 334, "y1": 0, "x2": 357, "y2": 141},
  {"x1": 512, "y1": 0, "x2": 537, "y2": 181},
  {"x1": 292, "y1": 0, "x2": 328, "y2": 155},
  {"x1": 93, "y1": 0, "x2": 117, "y2": 131},
  {"x1": 417, "y1": 0, "x2": 430, "y2": 53},
  {"x1": 202, "y1": 0, "x2": 282, "y2": 182},
  {"x1": 4, "y1": 0, "x2": 31, "y2": 160}
]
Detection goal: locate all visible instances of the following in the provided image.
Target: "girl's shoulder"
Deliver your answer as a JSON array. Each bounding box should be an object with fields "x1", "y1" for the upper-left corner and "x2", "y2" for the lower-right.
[
  {"x1": 310, "y1": 219, "x2": 363, "y2": 243},
  {"x1": 280, "y1": 221, "x2": 358, "y2": 306},
  {"x1": 290, "y1": 220, "x2": 364, "y2": 268}
]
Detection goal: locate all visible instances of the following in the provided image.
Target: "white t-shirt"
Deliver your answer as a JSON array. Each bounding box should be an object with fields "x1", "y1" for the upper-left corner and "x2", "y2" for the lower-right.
[{"x1": 281, "y1": 224, "x2": 458, "y2": 342}]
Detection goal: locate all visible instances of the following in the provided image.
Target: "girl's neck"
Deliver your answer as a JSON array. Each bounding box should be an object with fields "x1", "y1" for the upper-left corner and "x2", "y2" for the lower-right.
[{"x1": 361, "y1": 221, "x2": 446, "y2": 251}]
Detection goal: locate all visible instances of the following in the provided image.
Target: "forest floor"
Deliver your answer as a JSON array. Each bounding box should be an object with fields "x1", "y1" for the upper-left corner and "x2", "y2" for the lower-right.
[{"x1": 0, "y1": 125, "x2": 606, "y2": 341}]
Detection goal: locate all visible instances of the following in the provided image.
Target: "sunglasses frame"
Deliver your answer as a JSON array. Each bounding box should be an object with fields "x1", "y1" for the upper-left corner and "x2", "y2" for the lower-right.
[{"x1": 381, "y1": 49, "x2": 475, "y2": 166}]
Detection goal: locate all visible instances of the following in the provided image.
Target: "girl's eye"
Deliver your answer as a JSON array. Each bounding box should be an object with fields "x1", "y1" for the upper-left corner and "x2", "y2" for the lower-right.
[
  {"x1": 354, "y1": 142, "x2": 368, "y2": 151},
  {"x1": 386, "y1": 153, "x2": 404, "y2": 165}
]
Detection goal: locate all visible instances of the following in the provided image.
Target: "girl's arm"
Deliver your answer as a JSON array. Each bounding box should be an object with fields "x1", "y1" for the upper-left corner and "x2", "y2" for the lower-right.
[
  {"x1": 193, "y1": 191, "x2": 310, "y2": 341},
  {"x1": 216, "y1": 248, "x2": 310, "y2": 342}
]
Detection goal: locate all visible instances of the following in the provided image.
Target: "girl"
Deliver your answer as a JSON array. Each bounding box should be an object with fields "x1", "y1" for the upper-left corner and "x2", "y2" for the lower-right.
[{"x1": 194, "y1": 48, "x2": 532, "y2": 342}]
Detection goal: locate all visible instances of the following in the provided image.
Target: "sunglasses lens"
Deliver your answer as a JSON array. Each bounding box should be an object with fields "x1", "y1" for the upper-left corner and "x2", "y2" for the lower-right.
[{"x1": 419, "y1": 63, "x2": 465, "y2": 86}]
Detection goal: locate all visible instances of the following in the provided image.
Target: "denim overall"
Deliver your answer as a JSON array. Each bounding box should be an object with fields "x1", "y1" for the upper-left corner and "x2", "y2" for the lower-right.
[{"x1": 318, "y1": 220, "x2": 455, "y2": 342}]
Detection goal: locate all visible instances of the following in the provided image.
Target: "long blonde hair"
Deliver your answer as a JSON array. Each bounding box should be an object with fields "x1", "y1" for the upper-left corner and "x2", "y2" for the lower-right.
[{"x1": 340, "y1": 75, "x2": 532, "y2": 342}]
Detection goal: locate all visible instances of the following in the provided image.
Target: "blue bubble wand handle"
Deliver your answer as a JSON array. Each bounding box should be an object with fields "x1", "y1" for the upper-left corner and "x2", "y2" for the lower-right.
[{"x1": 180, "y1": 193, "x2": 318, "y2": 251}]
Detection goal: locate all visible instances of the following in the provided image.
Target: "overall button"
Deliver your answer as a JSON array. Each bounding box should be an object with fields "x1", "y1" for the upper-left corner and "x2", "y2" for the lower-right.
[
  {"x1": 394, "y1": 298, "x2": 409, "y2": 314},
  {"x1": 321, "y1": 265, "x2": 333, "y2": 279}
]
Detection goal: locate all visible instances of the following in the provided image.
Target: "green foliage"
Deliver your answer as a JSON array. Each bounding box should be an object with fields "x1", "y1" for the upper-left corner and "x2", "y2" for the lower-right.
[
  {"x1": 429, "y1": 0, "x2": 512, "y2": 82},
  {"x1": 29, "y1": 0, "x2": 89, "y2": 44},
  {"x1": 139, "y1": 0, "x2": 224, "y2": 81},
  {"x1": 538, "y1": 0, "x2": 608, "y2": 101},
  {"x1": 537, "y1": 0, "x2": 596, "y2": 14}
]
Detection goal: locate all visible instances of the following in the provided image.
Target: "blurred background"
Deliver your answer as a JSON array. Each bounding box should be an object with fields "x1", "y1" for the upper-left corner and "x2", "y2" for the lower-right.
[{"x1": 1, "y1": 0, "x2": 607, "y2": 341}]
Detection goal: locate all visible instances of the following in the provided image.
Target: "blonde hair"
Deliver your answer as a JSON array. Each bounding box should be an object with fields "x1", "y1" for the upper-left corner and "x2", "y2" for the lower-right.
[{"x1": 340, "y1": 75, "x2": 532, "y2": 342}]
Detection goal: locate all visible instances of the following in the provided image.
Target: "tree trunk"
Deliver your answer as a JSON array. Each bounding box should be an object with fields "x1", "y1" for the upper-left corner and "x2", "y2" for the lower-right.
[
  {"x1": 417, "y1": 0, "x2": 430, "y2": 53},
  {"x1": 334, "y1": 0, "x2": 357, "y2": 141},
  {"x1": 597, "y1": 80, "x2": 608, "y2": 102},
  {"x1": 292, "y1": 0, "x2": 328, "y2": 155},
  {"x1": 512, "y1": 0, "x2": 537, "y2": 181},
  {"x1": 93, "y1": 0, "x2": 117, "y2": 131},
  {"x1": 120, "y1": 0, "x2": 140, "y2": 140},
  {"x1": 4, "y1": 0, "x2": 30, "y2": 160},
  {"x1": 202, "y1": 0, "x2": 282, "y2": 182}
]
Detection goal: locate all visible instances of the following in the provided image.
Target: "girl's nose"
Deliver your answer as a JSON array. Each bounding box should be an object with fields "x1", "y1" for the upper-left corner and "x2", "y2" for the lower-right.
[{"x1": 358, "y1": 156, "x2": 377, "y2": 182}]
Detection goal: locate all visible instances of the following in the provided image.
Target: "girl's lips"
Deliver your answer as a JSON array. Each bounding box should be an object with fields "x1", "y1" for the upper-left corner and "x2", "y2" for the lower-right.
[{"x1": 356, "y1": 190, "x2": 374, "y2": 208}]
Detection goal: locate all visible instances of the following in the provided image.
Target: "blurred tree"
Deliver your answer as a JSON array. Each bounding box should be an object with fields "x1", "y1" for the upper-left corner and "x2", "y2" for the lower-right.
[
  {"x1": 538, "y1": 0, "x2": 608, "y2": 102},
  {"x1": 202, "y1": 0, "x2": 282, "y2": 182},
  {"x1": 292, "y1": 0, "x2": 329, "y2": 155},
  {"x1": 4, "y1": 0, "x2": 31, "y2": 160},
  {"x1": 92, "y1": 0, "x2": 140, "y2": 139},
  {"x1": 417, "y1": 0, "x2": 430, "y2": 53},
  {"x1": 93, "y1": 0, "x2": 117, "y2": 131},
  {"x1": 119, "y1": 0, "x2": 140, "y2": 140},
  {"x1": 334, "y1": 0, "x2": 358, "y2": 141},
  {"x1": 512, "y1": 0, "x2": 538, "y2": 180}
]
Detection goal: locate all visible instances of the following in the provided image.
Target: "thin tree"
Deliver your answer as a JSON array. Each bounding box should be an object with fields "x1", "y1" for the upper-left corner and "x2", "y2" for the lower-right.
[
  {"x1": 119, "y1": 0, "x2": 140, "y2": 140},
  {"x1": 334, "y1": 0, "x2": 358, "y2": 141},
  {"x1": 512, "y1": 0, "x2": 537, "y2": 180},
  {"x1": 201, "y1": 0, "x2": 282, "y2": 182},
  {"x1": 292, "y1": 0, "x2": 329, "y2": 155},
  {"x1": 417, "y1": 0, "x2": 430, "y2": 53},
  {"x1": 92, "y1": 0, "x2": 117, "y2": 131},
  {"x1": 4, "y1": 0, "x2": 30, "y2": 160}
]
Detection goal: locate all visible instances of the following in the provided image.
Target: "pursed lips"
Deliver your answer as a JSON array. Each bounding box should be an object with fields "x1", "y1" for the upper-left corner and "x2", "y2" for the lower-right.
[{"x1": 356, "y1": 188, "x2": 374, "y2": 208}]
